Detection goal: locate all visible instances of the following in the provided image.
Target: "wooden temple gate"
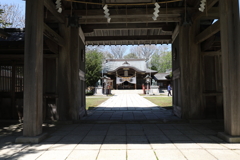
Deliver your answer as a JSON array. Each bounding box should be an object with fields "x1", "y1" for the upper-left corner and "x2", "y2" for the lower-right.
[{"x1": 0, "y1": 0, "x2": 240, "y2": 143}]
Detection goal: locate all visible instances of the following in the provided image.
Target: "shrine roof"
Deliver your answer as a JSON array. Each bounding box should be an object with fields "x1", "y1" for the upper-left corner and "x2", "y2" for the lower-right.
[
  {"x1": 153, "y1": 73, "x2": 170, "y2": 80},
  {"x1": 0, "y1": 29, "x2": 25, "y2": 42},
  {"x1": 103, "y1": 59, "x2": 157, "y2": 73}
]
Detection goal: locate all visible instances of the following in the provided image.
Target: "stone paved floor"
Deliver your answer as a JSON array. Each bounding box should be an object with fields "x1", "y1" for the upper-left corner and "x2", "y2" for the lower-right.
[
  {"x1": 84, "y1": 94, "x2": 180, "y2": 122},
  {"x1": 2, "y1": 122, "x2": 240, "y2": 160},
  {"x1": 0, "y1": 94, "x2": 239, "y2": 160}
]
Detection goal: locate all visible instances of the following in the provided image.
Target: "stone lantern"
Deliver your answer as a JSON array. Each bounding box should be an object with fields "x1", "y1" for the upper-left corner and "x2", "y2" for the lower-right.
[
  {"x1": 101, "y1": 75, "x2": 110, "y2": 94},
  {"x1": 144, "y1": 75, "x2": 152, "y2": 95}
]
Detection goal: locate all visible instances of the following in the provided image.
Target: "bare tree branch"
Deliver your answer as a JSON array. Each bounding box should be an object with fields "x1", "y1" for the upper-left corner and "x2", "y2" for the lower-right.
[
  {"x1": 0, "y1": 3, "x2": 25, "y2": 28},
  {"x1": 130, "y1": 45, "x2": 157, "y2": 60},
  {"x1": 109, "y1": 45, "x2": 127, "y2": 59}
]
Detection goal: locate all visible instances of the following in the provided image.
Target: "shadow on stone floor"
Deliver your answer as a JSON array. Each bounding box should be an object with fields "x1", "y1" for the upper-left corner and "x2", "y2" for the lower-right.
[
  {"x1": 83, "y1": 106, "x2": 180, "y2": 122},
  {"x1": 0, "y1": 121, "x2": 232, "y2": 160}
]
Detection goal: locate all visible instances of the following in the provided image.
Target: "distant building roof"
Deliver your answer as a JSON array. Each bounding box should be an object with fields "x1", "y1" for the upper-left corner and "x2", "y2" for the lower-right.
[
  {"x1": 103, "y1": 59, "x2": 158, "y2": 73},
  {"x1": 165, "y1": 69, "x2": 172, "y2": 73},
  {"x1": 0, "y1": 30, "x2": 9, "y2": 39},
  {"x1": 153, "y1": 73, "x2": 169, "y2": 80},
  {"x1": 0, "y1": 28, "x2": 25, "y2": 42}
]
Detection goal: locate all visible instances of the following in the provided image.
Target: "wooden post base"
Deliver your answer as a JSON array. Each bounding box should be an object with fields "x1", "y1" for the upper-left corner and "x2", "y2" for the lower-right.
[
  {"x1": 218, "y1": 132, "x2": 240, "y2": 143},
  {"x1": 15, "y1": 133, "x2": 48, "y2": 144}
]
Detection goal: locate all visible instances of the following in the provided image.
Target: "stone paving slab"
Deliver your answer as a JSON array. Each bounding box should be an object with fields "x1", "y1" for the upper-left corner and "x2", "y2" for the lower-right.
[
  {"x1": 127, "y1": 143, "x2": 152, "y2": 149},
  {"x1": 151, "y1": 142, "x2": 176, "y2": 149},
  {"x1": 11, "y1": 151, "x2": 46, "y2": 160},
  {"x1": 220, "y1": 143, "x2": 240, "y2": 149},
  {"x1": 181, "y1": 149, "x2": 217, "y2": 160},
  {"x1": 128, "y1": 150, "x2": 157, "y2": 160},
  {"x1": 0, "y1": 145, "x2": 27, "y2": 159},
  {"x1": 174, "y1": 142, "x2": 202, "y2": 149},
  {"x1": 197, "y1": 142, "x2": 227, "y2": 149},
  {"x1": 75, "y1": 143, "x2": 101, "y2": 150},
  {"x1": 207, "y1": 149, "x2": 240, "y2": 160},
  {"x1": 1, "y1": 122, "x2": 240, "y2": 160},
  {"x1": 97, "y1": 150, "x2": 126, "y2": 160},
  {"x1": 66, "y1": 150, "x2": 99, "y2": 160},
  {"x1": 35, "y1": 150, "x2": 72, "y2": 160},
  {"x1": 84, "y1": 94, "x2": 179, "y2": 122},
  {"x1": 23, "y1": 142, "x2": 53, "y2": 151},
  {"x1": 101, "y1": 142, "x2": 127, "y2": 150},
  {"x1": 155, "y1": 149, "x2": 187, "y2": 160}
]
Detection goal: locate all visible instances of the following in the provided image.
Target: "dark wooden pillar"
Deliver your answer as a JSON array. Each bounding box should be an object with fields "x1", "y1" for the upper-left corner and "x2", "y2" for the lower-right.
[
  {"x1": 188, "y1": 20, "x2": 203, "y2": 119},
  {"x1": 116, "y1": 71, "x2": 118, "y2": 90},
  {"x1": 79, "y1": 43, "x2": 86, "y2": 117},
  {"x1": 78, "y1": 35, "x2": 86, "y2": 119},
  {"x1": 179, "y1": 26, "x2": 190, "y2": 118},
  {"x1": 57, "y1": 25, "x2": 86, "y2": 120},
  {"x1": 58, "y1": 24, "x2": 71, "y2": 120},
  {"x1": 218, "y1": 0, "x2": 240, "y2": 142},
  {"x1": 83, "y1": 60, "x2": 86, "y2": 114},
  {"x1": 179, "y1": 20, "x2": 203, "y2": 119},
  {"x1": 69, "y1": 28, "x2": 80, "y2": 120},
  {"x1": 23, "y1": 0, "x2": 44, "y2": 137},
  {"x1": 135, "y1": 71, "x2": 137, "y2": 90}
]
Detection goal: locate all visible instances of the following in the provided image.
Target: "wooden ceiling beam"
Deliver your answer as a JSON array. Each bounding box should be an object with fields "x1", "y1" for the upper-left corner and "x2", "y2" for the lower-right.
[
  {"x1": 45, "y1": 39, "x2": 59, "y2": 54},
  {"x1": 79, "y1": 17, "x2": 181, "y2": 24},
  {"x1": 66, "y1": 7, "x2": 186, "y2": 16},
  {"x1": 81, "y1": 23, "x2": 175, "y2": 33},
  {"x1": 195, "y1": 20, "x2": 220, "y2": 44},
  {"x1": 44, "y1": 0, "x2": 65, "y2": 23},
  {"x1": 0, "y1": 54, "x2": 58, "y2": 58},
  {"x1": 201, "y1": 7, "x2": 219, "y2": 19},
  {"x1": 93, "y1": 28, "x2": 167, "y2": 31},
  {"x1": 80, "y1": 14, "x2": 180, "y2": 19},
  {"x1": 201, "y1": 35, "x2": 216, "y2": 51},
  {"x1": 85, "y1": 35, "x2": 172, "y2": 41},
  {"x1": 172, "y1": 24, "x2": 179, "y2": 43},
  {"x1": 43, "y1": 23, "x2": 65, "y2": 47},
  {"x1": 202, "y1": 50, "x2": 221, "y2": 56},
  {"x1": 86, "y1": 41, "x2": 170, "y2": 45},
  {"x1": 105, "y1": 0, "x2": 152, "y2": 3}
]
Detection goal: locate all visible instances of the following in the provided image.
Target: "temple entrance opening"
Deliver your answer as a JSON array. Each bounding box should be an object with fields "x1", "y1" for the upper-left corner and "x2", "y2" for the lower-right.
[{"x1": 2, "y1": 0, "x2": 240, "y2": 144}]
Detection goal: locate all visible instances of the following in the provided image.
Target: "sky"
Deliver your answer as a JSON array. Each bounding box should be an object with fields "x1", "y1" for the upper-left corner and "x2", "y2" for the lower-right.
[
  {"x1": 0, "y1": 0, "x2": 25, "y2": 14},
  {"x1": 1, "y1": 0, "x2": 25, "y2": 8}
]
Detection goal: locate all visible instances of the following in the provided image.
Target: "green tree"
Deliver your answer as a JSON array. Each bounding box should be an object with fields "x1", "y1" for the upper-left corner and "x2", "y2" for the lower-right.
[
  {"x1": 0, "y1": 6, "x2": 5, "y2": 27},
  {"x1": 124, "y1": 53, "x2": 139, "y2": 59},
  {"x1": 0, "y1": 6, "x2": 11, "y2": 34},
  {"x1": 86, "y1": 50, "x2": 104, "y2": 87},
  {"x1": 150, "y1": 51, "x2": 172, "y2": 73}
]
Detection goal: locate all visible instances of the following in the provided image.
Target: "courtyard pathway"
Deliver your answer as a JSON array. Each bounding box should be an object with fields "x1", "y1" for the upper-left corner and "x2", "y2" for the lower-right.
[
  {"x1": 1, "y1": 122, "x2": 240, "y2": 160},
  {"x1": 83, "y1": 94, "x2": 180, "y2": 122},
  {"x1": 0, "y1": 94, "x2": 239, "y2": 160}
]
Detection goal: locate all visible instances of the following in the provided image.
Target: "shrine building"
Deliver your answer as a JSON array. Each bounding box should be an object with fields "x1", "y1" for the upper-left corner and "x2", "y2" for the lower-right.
[{"x1": 102, "y1": 59, "x2": 158, "y2": 89}]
